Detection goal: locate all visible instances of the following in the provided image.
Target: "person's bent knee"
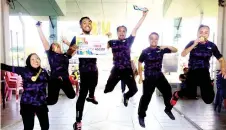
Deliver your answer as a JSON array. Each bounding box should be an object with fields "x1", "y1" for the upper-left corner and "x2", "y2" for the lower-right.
[
  {"x1": 132, "y1": 87, "x2": 138, "y2": 95},
  {"x1": 104, "y1": 88, "x2": 112, "y2": 93},
  {"x1": 104, "y1": 85, "x2": 113, "y2": 93},
  {"x1": 67, "y1": 92, "x2": 76, "y2": 99},
  {"x1": 47, "y1": 98, "x2": 58, "y2": 105},
  {"x1": 203, "y1": 96, "x2": 214, "y2": 104}
]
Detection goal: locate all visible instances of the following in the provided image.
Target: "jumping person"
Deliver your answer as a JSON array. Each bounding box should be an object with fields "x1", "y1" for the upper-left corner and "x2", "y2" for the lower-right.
[
  {"x1": 137, "y1": 32, "x2": 177, "y2": 128},
  {"x1": 171, "y1": 24, "x2": 226, "y2": 107},
  {"x1": 104, "y1": 9, "x2": 148, "y2": 107},
  {"x1": 36, "y1": 22, "x2": 76, "y2": 105},
  {"x1": 62, "y1": 17, "x2": 101, "y2": 130},
  {"x1": 1, "y1": 53, "x2": 49, "y2": 130}
]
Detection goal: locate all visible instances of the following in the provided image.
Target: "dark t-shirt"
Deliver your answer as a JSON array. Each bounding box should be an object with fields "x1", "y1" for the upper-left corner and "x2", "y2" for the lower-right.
[{"x1": 108, "y1": 35, "x2": 135, "y2": 69}]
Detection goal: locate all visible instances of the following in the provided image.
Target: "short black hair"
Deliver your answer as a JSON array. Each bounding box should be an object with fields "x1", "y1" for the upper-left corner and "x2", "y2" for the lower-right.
[
  {"x1": 117, "y1": 25, "x2": 127, "y2": 32},
  {"x1": 79, "y1": 17, "x2": 92, "y2": 25},
  {"x1": 198, "y1": 24, "x2": 210, "y2": 31},
  {"x1": 183, "y1": 67, "x2": 188, "y2": 71},
  {"x1": 149, "y1": 32, "x2": 159, "y2": 38}
]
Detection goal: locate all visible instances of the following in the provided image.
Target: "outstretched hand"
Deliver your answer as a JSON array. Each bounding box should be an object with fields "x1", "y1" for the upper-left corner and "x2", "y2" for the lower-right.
[
  {"x1": 142, "y1": 8, "x2": 149, "y2": 16},
  {"x1": 106, "y1": 32, "x2": 112, "y2": 38},
  {"x1": 61, "y1": 36, "x2": 69, "y2": 44}
]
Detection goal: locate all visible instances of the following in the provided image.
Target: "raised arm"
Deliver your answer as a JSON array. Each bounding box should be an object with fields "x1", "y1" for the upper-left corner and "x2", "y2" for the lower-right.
[
  {"x1": 62, "y1": 36, "x2": 71, "y2": 46},
  {"x1": 160, "y1": 46, "x2": 178, "y2": 53},
  {"x1": 181, "y1": 39, "x2": 199, "y2": 57},
  {"x1": 1, "y1": 63, "x2": 25, "y2": 75},
  {"x1": 131, "y1": 10, "x2": 148, "y2": 36},
  {"x1": 36, "y1": 21, "x2": 50, "y2": 50}
]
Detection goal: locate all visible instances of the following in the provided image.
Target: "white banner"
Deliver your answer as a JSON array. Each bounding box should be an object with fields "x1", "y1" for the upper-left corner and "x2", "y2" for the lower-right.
[{"x1": 74, "y1": 35, "x2": 108, "y2": 58}]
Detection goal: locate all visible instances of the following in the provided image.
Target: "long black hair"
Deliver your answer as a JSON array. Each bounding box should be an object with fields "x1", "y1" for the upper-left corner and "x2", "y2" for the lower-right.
[{"x1": 26, "y1": 53, "x2": 41, "y2": 73}]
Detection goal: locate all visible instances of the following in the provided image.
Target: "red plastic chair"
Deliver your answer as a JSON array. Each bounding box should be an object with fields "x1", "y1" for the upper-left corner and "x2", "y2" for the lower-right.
[
  {"x1": 69, "y1": 75, "x2": 79, "y2": 96},
  {"x1": 4, "y1": 72, "x2": 23, "y2": 102}
]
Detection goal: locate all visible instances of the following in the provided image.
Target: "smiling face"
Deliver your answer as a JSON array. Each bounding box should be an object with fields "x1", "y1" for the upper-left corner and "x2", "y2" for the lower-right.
[
  {"x1": 149, "y1": 33, "x2": 159, "y2": 47},
  {"x1": 30, "y1": 54, "x2": 41, "y2": 69},
  {"x1": 80, "y1": 18, "x2": 92, "y2": 34},
  {"x1": 117, "y1": 26, "x2": 127, "y2": 40}
]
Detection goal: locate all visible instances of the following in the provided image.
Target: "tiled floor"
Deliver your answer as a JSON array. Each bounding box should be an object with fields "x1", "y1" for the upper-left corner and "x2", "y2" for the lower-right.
[
  {"x1": 1, "y1": 84, "x2": 197, "y2": 130},
  {"x1": 174, "y1": 98, "x2": 226, "y2": 130}
]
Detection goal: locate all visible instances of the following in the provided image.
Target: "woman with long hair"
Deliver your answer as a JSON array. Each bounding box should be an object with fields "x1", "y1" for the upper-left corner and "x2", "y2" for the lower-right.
[{"x1": 36, "y1": 21, "x2": 76, "y2": 105}]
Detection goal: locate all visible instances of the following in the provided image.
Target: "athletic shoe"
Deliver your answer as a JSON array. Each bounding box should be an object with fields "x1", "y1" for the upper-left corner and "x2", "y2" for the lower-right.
[
  {"x1": 86, "y1": 97, "x2": 98, "y2": 105},
  {"x1": 164, "y1": 109, "x2": 175, "y2": 120},
  {"x1": 123, "y1": 94, "x2": 128, "y2": 107},
  {"x1": 138, "y1": 116, "x2": 145, "y2": 128},
  {"x1": 73, "y1": 122, "x2": 82, "y2": 130}
]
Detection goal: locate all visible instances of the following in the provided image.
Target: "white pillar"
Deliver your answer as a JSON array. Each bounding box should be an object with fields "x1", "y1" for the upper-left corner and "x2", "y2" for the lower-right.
[
  {"x1": 217, "y1": 6, "x2": 226, "y2": 58},
  {"x1": 0, "y1": 0, "x2": 4, "y2": 63},
  {"x1": 1, "y1": 0, "x2": 10, "y2": 64},
  {"x1": 215, "y1": 6, "x2": 226, "y2": 93}
]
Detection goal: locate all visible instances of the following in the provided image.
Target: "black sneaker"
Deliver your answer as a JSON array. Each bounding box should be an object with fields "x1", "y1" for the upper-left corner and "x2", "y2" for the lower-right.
[
  {"x1": 164, "y1": 109, "x2": 175, "y2": 120},
  {"x1": 86, "y1": 97, "x2": 98, "y2": 105},
  {"x1": 123, "y1": 94, "x2": 128, "y2": 107},
  {"x1": 138, "y1": 116, "x2": 145, "y2": 128},
  {"x1": 73, "y1": 122, "x2": 82, "y2": 130}
]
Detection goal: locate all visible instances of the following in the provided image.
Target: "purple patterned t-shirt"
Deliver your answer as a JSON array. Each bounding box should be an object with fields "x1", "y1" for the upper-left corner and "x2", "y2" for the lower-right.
[
  {"x1": 108, "y1": 35, "x2": 135, "y2": 69},
  {"x1": 139, "y1": 47, "x2": 171, "y2": 77},
  {"x1": 1, "y1": 64, "x2": 49, "y2": 106},
  {"x1": 46, "y1": 50, "x2": 71, "y2": 78},
  {"x1": 185, "y1": 41, "x2": 222, "y2": 70}
]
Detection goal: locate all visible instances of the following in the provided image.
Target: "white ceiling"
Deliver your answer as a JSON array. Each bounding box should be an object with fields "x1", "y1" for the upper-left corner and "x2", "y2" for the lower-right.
[
  {"x1": 164, "y1": 0, "x2": 218, "y2": 18},
  {"x1": 59, "y1": 0, "x2": 164, "y2": 22}
]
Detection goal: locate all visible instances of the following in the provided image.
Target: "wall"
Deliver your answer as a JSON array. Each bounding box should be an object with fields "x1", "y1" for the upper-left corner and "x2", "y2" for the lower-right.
[{"x1": 1, "y1": 0, "x2": 10, "y2": 64}]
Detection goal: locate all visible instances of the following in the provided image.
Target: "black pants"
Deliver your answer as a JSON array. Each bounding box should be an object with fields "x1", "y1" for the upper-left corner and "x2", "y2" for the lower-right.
[
  {"x1": 104, "y1": 67, "x2": 138, "y2": 99},
  {"x1": 223, "y1": 78, "x2": 226, "y2": 99},
  {"x1": 121, "y1": 81, "x2": 126, "y2": 93},
  {"x1": 47, "y1": 77, "x2": 76, "y2": 105},
  {"x1": 20, "y1": 104, "x2": 49, "y2": 130},
  {"x1": 76, "y1": 71, "x2": 98, "y2": 122},
  {"x1": 178, "y1": 69, "x2": 215, "y2": 104},
  {"x1": 138, "y1": 73, "x2": 173, "y2": 118}
]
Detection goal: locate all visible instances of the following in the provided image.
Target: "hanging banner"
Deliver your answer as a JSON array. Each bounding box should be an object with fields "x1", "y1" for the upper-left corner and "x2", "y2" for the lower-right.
[
  {"x1": 91, "y1": 21, "x2": 111, "y2": 35},
  {"x1": 74, "y1": 35, "x2": 108, "y2": 58}
]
